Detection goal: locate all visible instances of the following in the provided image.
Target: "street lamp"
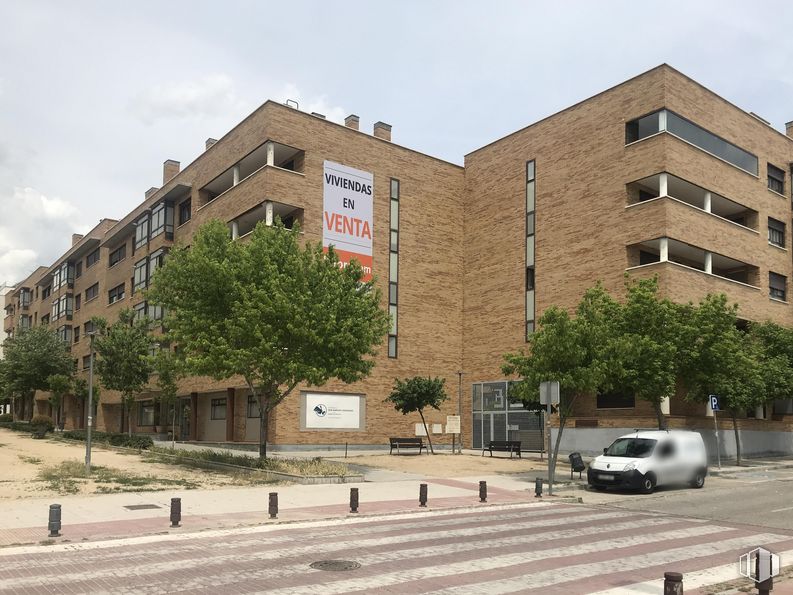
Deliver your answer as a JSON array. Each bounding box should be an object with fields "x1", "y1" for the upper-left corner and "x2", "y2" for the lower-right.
[{"x1": 85, "y1": 330, "x2": 98, "y2": 476}]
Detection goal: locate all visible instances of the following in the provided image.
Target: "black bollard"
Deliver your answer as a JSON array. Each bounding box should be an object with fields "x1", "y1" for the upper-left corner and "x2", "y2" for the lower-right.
[
  {"x1": 48, "y1": 504, "x2": 61, "y2": 537},
  {"x1": 268, "y1": 492, "x2": 278, "y2": 519},
  {"x1": 350, "y1": 488, "x2": 359, "y2": 513},
  {"x1": 535, "y1": 477, "x2": 543, "y2": 498},
  {"x1": 663, "y1": 572, "x2": 683, "y2": 595},
  {"x1": 419, "y1": 483, "x2": 428, "y2": 507},
  {"x1": 479, "y1": 481, "x2": 487, "y2": 503},
  {"x1": 170, "y1": 497, "x2": 181, "y2": 527}
]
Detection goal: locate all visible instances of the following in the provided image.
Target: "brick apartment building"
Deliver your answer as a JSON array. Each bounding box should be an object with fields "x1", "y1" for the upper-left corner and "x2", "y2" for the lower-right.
[{"x1": 5, "y1": 64, "x2": 793, "y2": 455}]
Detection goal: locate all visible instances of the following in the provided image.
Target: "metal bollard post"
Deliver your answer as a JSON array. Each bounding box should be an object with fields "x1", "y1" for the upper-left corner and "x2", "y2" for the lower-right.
[
  {"x1": 757, "y1": 577, "x2": 773, "y2": 595},
  {"x1": 268, "y1": 492, "x2": 278, "y2": 519},
  {"x1": 479, "y1": 481, "x2": 487, "y2": 503},
  {"x1": 48, "y1": 504, "x2": 61, "y2": 537},
  {"x1": 350, "y1": 488, "x2": 359, "y2": 513},
  {"x1": 535, "y1": 477, "x2": 543, "y2": 498},
  {"x1": 419, "y1": 483, "x2": 428, "y2": 507},
  {"x1": 663, "y1": 571, "x2": 683, "y2": 595},
  {"x1": 170, "y1": 497, "x2": 181, "y2": 527}
]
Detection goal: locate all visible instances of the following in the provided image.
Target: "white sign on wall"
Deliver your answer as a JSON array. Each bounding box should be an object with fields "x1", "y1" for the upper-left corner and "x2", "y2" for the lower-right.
[
  {"x1": 322, "y1": 161, "x2": 374, "y2": 282},
  {"x1": 305, "y1": 393, "x2": 362, "y2": 429},
  {"x1": 445, "y1": 415, "x2": 461, "y2": 434}
]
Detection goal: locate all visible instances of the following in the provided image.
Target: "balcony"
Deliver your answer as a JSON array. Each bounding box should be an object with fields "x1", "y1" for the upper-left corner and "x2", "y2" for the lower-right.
[
  {"x1": 4, "y1": 314, "x2": 14, "y2": 334},
  {"x1": 230, "y1": 200, "x2": 304, "y2": 239},
  {"x1": 627, "y1": 173, "x2": 758, "y2": 231}
]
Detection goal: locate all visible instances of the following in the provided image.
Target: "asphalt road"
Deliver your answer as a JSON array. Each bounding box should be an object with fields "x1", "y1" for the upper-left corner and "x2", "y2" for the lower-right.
[{"x1": 580, "y1": 468, "x2": 793, "y2": 530}]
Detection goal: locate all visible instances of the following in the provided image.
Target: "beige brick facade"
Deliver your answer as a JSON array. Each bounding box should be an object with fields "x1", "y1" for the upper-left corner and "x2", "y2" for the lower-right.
[{"x1": 6, "y1": 64, "x2": 793, "y2": 448}]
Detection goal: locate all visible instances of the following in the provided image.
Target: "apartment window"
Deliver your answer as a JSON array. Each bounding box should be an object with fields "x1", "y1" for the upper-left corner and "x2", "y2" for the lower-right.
[
  {"x1": 625, "y1": 109, "x2": 758, "y2": 175},
  {"x1": 42, "y1": 285, "x2": 51, "y2": 299},
  {"x1": 108, "y1": 283, "x2": 125, "y2": 304},
  {"x1": 86, "y1": 248, "x2": 100, "y2": 268},
  {"x1": 388, "y1": 178, "x2": 400, "y2": 358},
  {"x1": 133, "y1": 301, "x2": 147, "y2": 321},
  {"x1": 133, "y1": 258, "x2": 148, "y2": 292},
  {"x1": 75, "y1": 294, "x2": 81, "y2": 311},
  {"x1": 85, "y1": 282, "x2": 99, "y2": 302},
  {"x1": 211, "y1": 398, "x2": 227, "y2": 420},
  {"x1": 41, "y1": 314, "x2": 50, "y2": 325},
  {"x1": 147, "y1": 303, "x2": 163, "y2": 321},
  {"x1": 150, "y1": 202, "x2": 174, "y2": 239},
  {"x1": 149, "y1": 248, "x2": 166, "y2": 281},
  {"x1": 19, "y1": 288, "x2": 31, "y2": 307},
  {"x1": 56, "y1": 325, "x2": 72, "y2": 344},
  {"x1": 769, "y1": 218, "x2": 786, "y2": 248},
  {"x1": 134, "y1": 214, "x2": 150, "y2": 249},
  {"x1": 52, "y1": 262, "x2": 74, "y2": 289},
  {"x1": 84, "y1": 320, "x2": 95, "y2": 335},
  {"x1": 770, "y1": 272, "x2": 787, "y2": 301},
  {"x1": 109, "y1": 244, "x2": 126, "y2": 267},
  {"x1": 137, "y1": 400, "x2": 155, "y2": 426},
  {"x1": 52, "y1": 295, "x2": 73, "y2": 321},
  {"x1": 768, "y1": 163, "x2": 785, "y2": 195},
  {"x1": 82, "y1": 355, "x2": 92, "y2": 370},
  {"x1": 597, "y1": 391, "x2": 635, "y2": 409},
  {"x1": 247, "y1": 395, "x2": 260, "y2": 418},
  {"x1": 178, "y1": 199, "x2": 192, "y2": 225},
  {"x1": 525, "y1": 160, "x2": 536, "y2": 340},
  {"x1": 75, "y1": 261, "x2": 82, "y2": 279},
  {"x1": 73, "y1": 326, "x2": 79, "y2": 343}
]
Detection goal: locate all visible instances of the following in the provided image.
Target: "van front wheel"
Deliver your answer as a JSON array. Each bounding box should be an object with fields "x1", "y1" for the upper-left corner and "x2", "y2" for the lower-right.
[
  {"x1": 690, "y1": 470, "x2": 706, "y2": 489},
  {"x1": 640, "y1": 474, "x2": 656, "y2": 494}
]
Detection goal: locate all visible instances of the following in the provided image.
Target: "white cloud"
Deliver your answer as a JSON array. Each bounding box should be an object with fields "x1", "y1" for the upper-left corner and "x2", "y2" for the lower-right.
[
  {"x1": 275, "y1": 83, "x2": 346, "y2": 124},
  {"x1": 129, "y1": 73, "x2": 249, "y2": 125},
  {"x1": 0, "y1": 186, "x2": 89, "y2": 285}
]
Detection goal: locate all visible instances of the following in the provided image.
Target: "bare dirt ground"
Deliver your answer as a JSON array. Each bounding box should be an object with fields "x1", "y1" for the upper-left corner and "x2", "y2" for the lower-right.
[
  {"x1": 0, "y1": 429, "x2": 276, "y2": 499},
  {"x1": 327, "y1": 452, "x2": 572, "y2": 478}
]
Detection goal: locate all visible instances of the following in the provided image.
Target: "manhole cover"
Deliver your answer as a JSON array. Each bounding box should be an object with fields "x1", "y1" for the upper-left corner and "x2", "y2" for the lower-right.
[
  {"x1": 309, "y1": 560, "x2": 361, "y2": 572},
  {"x1": 123, "y1": 504, "x2": 161, "y2": 510}
]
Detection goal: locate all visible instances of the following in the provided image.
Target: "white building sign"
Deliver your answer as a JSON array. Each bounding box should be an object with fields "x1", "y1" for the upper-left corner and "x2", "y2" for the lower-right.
[
  {"x1": 304, "y1": 393, "x2": 362, "y2": 429},
  {"x1": 322, "y1": 161, "x2": 374, "y2": 282}
]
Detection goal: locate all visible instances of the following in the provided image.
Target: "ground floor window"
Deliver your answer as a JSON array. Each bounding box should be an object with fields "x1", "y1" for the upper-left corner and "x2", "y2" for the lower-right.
[
  {"x1": 247, "y1": 395, "x2": 260, "y2": 418},
  {"x1": 137, "y1": 400, "x2": 155, "y2": 426},
  {"x1": 596, "y1": 391, "x2": 635, "y2": 409},
  {"x1": 472, "y1": 381, "x2": 544, "y2": 451},
  {"x1": 211, "y1": 398, "x2": 226, "y2": 420}
]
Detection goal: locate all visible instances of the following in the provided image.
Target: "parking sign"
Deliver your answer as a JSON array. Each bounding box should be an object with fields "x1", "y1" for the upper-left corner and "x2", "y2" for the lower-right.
[{"x1": 710, "y1": 394, "x2": 720, "y2": 412}]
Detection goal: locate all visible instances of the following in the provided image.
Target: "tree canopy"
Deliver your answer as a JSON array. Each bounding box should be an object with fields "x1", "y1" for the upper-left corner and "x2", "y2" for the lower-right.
[
  {"x1": 148, "y1": 219, "x2": 390, "y2": 457},
  {"x1": 386, "y1": 376, "x2": 448, "y2": 454}
]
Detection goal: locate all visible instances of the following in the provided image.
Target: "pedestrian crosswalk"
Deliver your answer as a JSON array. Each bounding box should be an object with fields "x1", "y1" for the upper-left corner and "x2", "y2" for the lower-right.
[{"x1": 0, "y1": 501, "x2": 790, "y2": 594}]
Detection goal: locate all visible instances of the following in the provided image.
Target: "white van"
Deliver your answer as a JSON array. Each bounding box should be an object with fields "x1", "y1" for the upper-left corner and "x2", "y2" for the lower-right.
[{"x1": 587, "y1": 430, "x2": 707, "y2": 493}]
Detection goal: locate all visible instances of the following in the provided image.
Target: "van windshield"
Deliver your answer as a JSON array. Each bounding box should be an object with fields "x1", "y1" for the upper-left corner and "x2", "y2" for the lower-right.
[{"x1": 604, "y1": 437, "x2": 657, "y2": 458}]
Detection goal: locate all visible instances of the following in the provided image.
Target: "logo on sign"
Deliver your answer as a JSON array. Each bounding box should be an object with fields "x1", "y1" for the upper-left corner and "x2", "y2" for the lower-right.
[
  {"x1": 739, "y1": 547, "x2": 780, "y2": 583},
  {"x1": 313, "y1": 404, "x2": 327, "y2": 417},
  {"x1": 709, "y1": 395, "x2": 720, "y2": 411}
]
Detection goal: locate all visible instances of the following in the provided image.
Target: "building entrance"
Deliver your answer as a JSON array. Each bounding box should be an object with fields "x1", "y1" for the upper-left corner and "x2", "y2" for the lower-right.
[{"x1": 472, "y1": 381, "x2": 544, "y2": 451}]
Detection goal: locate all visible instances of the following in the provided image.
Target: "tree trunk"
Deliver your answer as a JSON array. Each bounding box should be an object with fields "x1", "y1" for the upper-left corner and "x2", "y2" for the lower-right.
[
  {"x1": 731, "y1": 410, "x2": 741, "y2": 467},
  {"x1": 11, "y1": 396, "x2": 16, "y2": 422},
  {"x1": 418, "y1": 409, "x2": 434, "y2": 454},
  {"x1": 172, "y1": 403, "x2": 177, "y2": 449},
  {"x1": 654, "y1": 401, "x2": 666, "y2": 430},
  {"x1": 258, "y1": 393, "x2": 269, "y2": 459},
  {"x1": 127, "y1": 399, "x2": 133, "y2": 437}
]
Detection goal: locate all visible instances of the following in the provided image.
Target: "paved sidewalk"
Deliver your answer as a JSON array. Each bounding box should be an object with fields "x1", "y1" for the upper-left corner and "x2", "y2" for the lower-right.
[{"x1": 0, "y1": 474, "x2": 555, "y2": 547}]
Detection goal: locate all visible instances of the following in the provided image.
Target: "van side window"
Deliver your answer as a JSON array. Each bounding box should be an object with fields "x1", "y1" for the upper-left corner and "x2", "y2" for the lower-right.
[{"x1": 657, "y1": 441, "x2": 675, "y2": 458}]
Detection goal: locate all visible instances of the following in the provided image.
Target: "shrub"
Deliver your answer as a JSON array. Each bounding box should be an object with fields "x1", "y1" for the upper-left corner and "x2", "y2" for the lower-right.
[
  {"x1": 61, "y1": 430, "x2": 153, "y2": 450},
  {"x1": 30, "y1": 415, "x2": 54, "y2": 432},
  {"x1": 0, "y1": 413, "x2": 12, "y2": 422}
]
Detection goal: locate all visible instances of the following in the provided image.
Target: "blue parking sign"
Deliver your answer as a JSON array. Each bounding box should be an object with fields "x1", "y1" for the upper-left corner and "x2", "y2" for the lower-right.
[{"x1": 709, "y1": 395, "x2": 720, "y2": 411}]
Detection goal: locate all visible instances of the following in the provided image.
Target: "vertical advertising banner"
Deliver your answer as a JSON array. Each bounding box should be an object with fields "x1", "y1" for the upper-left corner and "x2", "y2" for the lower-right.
[{"x1": 323, "y1": 161, "x2": 373, "y2": 282}]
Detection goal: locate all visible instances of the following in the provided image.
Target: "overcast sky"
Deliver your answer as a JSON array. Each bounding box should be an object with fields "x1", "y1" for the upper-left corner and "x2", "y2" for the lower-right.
[{"x1": 2, "y1": 0, "x2": 793, "y2": 285}]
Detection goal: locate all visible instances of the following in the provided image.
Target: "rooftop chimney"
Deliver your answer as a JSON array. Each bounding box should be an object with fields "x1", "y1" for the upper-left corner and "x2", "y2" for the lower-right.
[
  {"x1": 344, "y1": 114, "x2": 360, "y2": 131},
  {"x1": 205, "y1": 138, "x2": 218, "y2": 150},
  {"x1": 71, "y1": 234, "x2": 84, "y2": 246},
  {"x1": 786, "y1": 121, "x2": 793, "y2": 139},
  {"x1": 373, "y1": 121, "x2": 392, "y2": 142},
  {"x1": 145, "y1": 187, "x2": 159, "y2": 199},
  {"x1": 163, "y1": 159, "x2": 180, "y2": 183}
]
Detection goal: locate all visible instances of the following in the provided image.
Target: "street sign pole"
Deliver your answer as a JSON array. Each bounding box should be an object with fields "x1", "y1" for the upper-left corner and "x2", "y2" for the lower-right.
[
  {"x1": 547, "y1": 400, "x2": 553, "y2": 496},
  {"x1": 710, "y1": 395, "x2": 722, "y2": 470}
]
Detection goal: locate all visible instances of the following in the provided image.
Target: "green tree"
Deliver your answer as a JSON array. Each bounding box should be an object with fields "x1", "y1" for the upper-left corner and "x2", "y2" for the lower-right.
[
  {"x1": 748, "y1": 321, "x2": 793, "y2": 406},
  {"x1": 386, "y1": 376, "x2": 448, "y2": 454},
  {"x1": 46, "y1": 373, "x2": 72, "y2": 430},
  {"x1": 151, "y1": 348, "x2": 184, "y2": 448},
  {"x1": 610, "y1": 277, "x2": 683, "y2": 429},
  {"x1": 503, "y1": 284, "x2": 618, "y2": 485},
  {"x1": 148, "y1": 219, "x2": 390, "y2": 458},
  {"x1": 93, "y1": 310, "x2": 152, "y2": 435},
  {"x1": 2, "y1": 326, "x2": 73, "y2": 421}
]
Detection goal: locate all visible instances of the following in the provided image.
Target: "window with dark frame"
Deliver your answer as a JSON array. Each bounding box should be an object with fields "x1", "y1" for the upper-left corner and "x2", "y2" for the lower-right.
[
  {"x1": 133, "y1": 258, "x2": 148, "y2": 292},
  {"x1": 85, "y1": 282, "x2": 99, "y2": 302},
  {"x1": 770, "y1": 272, "x2": 787, "y2": 301},
  {"x1": 768, "y1": 163, "x2": 785, "y2": 195},
  {"x1": 388, "y1": 178, "x2": 399, "y2": 358},
  {"x1": 135, "y1": 214, "x2": 150, "y2": 250},
  {"x1": 247, "y1": 395, "x2": 260, "y2": 418},
  {"x1": 75, "y1": 261, "x2": 82, "y2": 279},
  {"x1": 133, "y1": 301, "x2": 147, "y2": 321},
  {"x1": 108, "y1": 283, "x2": 125, "y2": 304},
  {"x1": 211, "y1": 398, "x2": 227, "y2": 420},
  {"x1": 86, "y1": 248, "x2": 100, "y2": 268},
  {"x1": 109, "y1": 244, "x2": 126, "y2": 267},
  {"x1": 526, "y1": 160, "x2": 536, "y2": 340},
  {"x1": 769, "y1": 217, "x2": 786, "y2": 248},
  {"x1": 178, "y1": 199, "x2": 192, "y2": 225},
  {"x1": 137, "y1": 400, "x2": 155, "y2": 426}
]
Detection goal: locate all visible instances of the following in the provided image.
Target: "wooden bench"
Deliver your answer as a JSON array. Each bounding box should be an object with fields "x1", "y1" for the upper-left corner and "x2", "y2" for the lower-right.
[
  {"x1": 482, "y1": 440, "x2": 522, "y2": 458},
  {"x1": 389, "y1": 437, "x2": 425, "y2": 455}
]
